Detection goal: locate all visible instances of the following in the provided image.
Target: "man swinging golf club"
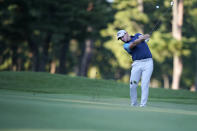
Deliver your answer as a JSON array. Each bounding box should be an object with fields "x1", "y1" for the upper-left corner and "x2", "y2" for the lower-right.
[{"x1": 117, "y1": 30, "x2": 153, "y2": 107}]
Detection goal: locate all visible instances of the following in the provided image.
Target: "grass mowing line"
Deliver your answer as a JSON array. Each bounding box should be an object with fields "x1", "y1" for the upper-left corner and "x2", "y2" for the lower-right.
[
  {"x1": 0, "y1": 129, "x2": 92, "y2": 131},
  {"x1": 0, "y1": 129, "x2": 94, "y2": 131},
  {"x1": 0, "y1": 129, "x2": 75, "y2": 131},
  {"x1": 1, "y1": 93, "x2": 197, "y2": 116},
  {"x1": 149, "y1": 97, "x2": 197, "y2": 105},
  {"x1": 142, "y1": 107, "x2": 197, "y2": 116},
  {"x1": 0, "y1": 93, "x2": 120, "y2": 106}
]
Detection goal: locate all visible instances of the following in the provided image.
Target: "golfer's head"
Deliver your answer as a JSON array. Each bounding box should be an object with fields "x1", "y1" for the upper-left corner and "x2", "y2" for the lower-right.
[{"x1": 117, "y1": 30, "x2": 129, "y2": 42}]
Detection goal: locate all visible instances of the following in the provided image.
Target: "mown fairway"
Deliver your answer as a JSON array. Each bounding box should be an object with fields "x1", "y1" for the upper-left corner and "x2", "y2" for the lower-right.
[{"x1": 1, "y1": 72, "x2": 197, "y2": 131}]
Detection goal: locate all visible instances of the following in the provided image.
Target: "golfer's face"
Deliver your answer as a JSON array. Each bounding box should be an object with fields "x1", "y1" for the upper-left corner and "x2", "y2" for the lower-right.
[{"x1": 120, "y1": 33, "x2": 129, "y2": 42}]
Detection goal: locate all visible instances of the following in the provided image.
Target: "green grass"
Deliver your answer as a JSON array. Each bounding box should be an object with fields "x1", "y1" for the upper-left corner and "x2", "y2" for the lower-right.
[
  {"x1": 1, "y1": 71, "x2": 197, "y2": 102},
  {"x1": 1, "y1": 71, "x2": 197, "y2": 131}
]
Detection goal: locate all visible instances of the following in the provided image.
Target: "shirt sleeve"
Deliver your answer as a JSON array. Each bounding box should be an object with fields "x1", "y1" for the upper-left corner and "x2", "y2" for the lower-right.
[
  {"x1": 135, "y1": 33, "x2": 142, "y2": 38},
  {"x1": 123, "y1": 43, "x2": 132, "y2": 53}
]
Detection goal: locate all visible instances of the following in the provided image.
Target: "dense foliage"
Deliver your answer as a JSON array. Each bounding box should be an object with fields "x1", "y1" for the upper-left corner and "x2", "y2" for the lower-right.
[{"x1": 1, "y1": 0, "x2": 197, "y2": 90}]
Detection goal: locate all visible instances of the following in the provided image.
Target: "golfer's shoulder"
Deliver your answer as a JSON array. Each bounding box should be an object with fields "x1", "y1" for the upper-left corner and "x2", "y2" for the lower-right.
[
  {"x1": 123, "y1": 42, "x2": 131, "y2": 50},
  {"x1": 135, "y1": 33, "x2": 142, "y2": 37}
]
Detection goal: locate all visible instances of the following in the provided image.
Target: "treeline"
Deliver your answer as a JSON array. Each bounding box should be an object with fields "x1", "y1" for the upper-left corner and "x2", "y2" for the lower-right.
[
  {"x1": 0, "y1": 0, "x2": 113, "y2": 74},
  {"x1": 1, "y1": 0, "x2": 197, "y2": 90}
]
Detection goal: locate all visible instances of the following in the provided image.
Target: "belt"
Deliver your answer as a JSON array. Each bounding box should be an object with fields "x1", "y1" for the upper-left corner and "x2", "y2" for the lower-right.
[{"x1": 133, "y1": 58, "x2": 152, "y2": 62}]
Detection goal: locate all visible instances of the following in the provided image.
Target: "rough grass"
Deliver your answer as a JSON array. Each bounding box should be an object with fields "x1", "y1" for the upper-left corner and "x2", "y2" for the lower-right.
[{"x1": 0, "y1": 71, "x2": 197, "y2": 103}]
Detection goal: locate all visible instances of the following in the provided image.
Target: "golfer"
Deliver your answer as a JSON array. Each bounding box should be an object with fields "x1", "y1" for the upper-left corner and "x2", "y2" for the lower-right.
[{"x1": 117, "y1": 30, "x2": 153, "y2": 107}]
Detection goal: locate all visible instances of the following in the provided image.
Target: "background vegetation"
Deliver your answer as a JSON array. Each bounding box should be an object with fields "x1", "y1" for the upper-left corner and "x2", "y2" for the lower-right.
[{"x1": 1, "y1": 0, "x2": 197, "y2": 90}]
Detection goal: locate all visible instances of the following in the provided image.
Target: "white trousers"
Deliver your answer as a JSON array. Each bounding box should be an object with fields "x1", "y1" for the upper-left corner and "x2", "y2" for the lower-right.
[{"x1": 130, "y1": 58, "x2": 153, "y2": 106}]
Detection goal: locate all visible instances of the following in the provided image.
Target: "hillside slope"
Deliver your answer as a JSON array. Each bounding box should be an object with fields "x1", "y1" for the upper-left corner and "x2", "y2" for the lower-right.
[{"x1": 0, "y1": 71, "x2": 197, "y2": 103}]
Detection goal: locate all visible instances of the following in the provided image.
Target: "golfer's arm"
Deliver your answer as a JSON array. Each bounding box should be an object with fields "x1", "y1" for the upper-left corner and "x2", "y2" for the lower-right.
[
  {"x1": 129, "y1": 39, "x2": 144, "y2": 49},
  {"x1": 129, "y1": 34, "x2": 150, "y2": 49}
]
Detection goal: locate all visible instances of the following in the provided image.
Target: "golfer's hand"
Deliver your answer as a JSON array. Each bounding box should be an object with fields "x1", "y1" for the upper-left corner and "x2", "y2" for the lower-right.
[
  {"x1": 139, "y1": 34, "x2": 150, "y2": 40},
  {"x1": 129, "y1": 34, "x2": 150, "y2": 49},
  {"x1": 139, "y1": 35, "x2": 143, "y2": 39},
  {"x1": 143, "y1": 34, "x2": 150, "y2": 40}
]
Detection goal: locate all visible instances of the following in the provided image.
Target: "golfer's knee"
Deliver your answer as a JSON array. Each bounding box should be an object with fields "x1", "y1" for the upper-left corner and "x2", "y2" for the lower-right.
[{"x1": 130, "y1": 80, "x2": 138, "y2": 88}]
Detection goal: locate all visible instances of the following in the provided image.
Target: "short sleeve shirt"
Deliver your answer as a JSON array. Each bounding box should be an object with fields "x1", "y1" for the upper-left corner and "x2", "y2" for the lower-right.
[{"x1": 123, "y1": 33, "x2": 152, "y2": 61}]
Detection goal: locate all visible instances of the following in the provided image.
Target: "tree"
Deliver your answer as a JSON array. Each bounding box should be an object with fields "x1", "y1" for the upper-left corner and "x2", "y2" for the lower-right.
[
  {"x1": 181, "y1": 0, "x2": 197, "y2": 90},
  {"x1": 0, "y1": 0, "x2": 30, "y2": 71},
  {"x1": 171, "y1": 0, "x2": 184, "y2": 90},
  {"x1": 77, "y1": 0, "x2": 113, "y2": 76}
]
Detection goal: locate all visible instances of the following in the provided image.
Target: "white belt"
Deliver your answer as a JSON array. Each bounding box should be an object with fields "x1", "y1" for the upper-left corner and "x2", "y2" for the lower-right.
[{"x1": 133, "y1": 58, "x2": 152, "y2": 62}]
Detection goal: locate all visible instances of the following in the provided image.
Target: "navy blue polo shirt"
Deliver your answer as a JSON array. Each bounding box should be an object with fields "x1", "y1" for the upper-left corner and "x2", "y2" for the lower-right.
[{"x1": 123, "y1": 33, "x2": 152, "y2": 61}]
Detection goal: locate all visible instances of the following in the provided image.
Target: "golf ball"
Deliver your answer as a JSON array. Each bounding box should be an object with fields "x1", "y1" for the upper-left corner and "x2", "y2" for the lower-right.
[
  {"x1": 171, "y1": 1, "x2": 174, "y2": 6},
  {"x1": 156, "y1": 5, "x2": 159, "y2": 8}
]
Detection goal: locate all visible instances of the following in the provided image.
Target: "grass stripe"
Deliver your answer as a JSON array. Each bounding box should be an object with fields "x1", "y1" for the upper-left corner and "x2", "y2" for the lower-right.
[{"x1": 1, "y1": 93, "x2": 197, "y2": 116}]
